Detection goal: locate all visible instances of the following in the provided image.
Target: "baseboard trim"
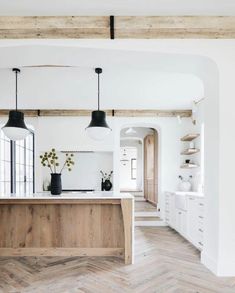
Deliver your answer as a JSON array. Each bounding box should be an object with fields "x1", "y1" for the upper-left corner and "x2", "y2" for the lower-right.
[
  {"x1": 202, "y1": 252, "x2": 235, "y2": 276},
  {"x1": 201, "y1": 251, "x2": 218, "y2": 275}
]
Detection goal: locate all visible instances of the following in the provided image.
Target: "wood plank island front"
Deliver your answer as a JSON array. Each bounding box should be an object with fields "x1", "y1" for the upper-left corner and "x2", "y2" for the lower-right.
[{"x1": 0, "y1": 193, "x2": 134, "y2": 264}]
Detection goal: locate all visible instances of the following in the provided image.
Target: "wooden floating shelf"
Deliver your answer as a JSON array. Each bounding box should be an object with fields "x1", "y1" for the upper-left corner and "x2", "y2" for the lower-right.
[
  {"x1": 181, "y1": 163, "x2": 199, "y2": 169},
  {"x1": 181, "y1": 134, "x2": 200, "y2": 142},
  {"x1": 181, "y1": 148, "x2": 200, "y2": 155}
]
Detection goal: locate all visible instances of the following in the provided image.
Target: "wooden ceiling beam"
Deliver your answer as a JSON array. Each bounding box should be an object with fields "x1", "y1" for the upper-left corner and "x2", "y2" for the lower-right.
[
  {"x1": 0, "y1": 16, "x2": 234, "y2": 39},
  {"x1": 0, "y1": 109, "x2": 192, "y2": 117}
]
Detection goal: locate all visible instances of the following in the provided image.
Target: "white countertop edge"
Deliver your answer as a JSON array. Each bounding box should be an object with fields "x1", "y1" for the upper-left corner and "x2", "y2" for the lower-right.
[
  {"x1": 0, "y1": 192, "x2": 134, "y2": 200},
  {"x1": 165, "y1": 191, "x2": 204, "y2": 198}
]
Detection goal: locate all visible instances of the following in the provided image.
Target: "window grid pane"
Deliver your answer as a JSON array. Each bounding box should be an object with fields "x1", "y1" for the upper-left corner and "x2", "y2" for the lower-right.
[{"x1": 0, "y1": 130, "x2": 34, "y2": 195}]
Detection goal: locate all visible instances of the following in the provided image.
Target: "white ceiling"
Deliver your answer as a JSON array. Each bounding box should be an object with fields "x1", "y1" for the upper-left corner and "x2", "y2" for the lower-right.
[
  {"x1": 0, "y1": 44, "x2": 204, "y2": 110},
  {"x1": 0, "y1": 67, "x2": 203, "y2": 110},
  {"x1": 0, "y1": 0, "x2": 234, "y2": 15}
]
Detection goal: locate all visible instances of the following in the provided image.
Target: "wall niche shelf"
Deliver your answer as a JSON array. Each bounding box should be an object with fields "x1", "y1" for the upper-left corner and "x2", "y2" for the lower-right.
[
  {"x1": 180, "y1": 163, "x2": 199, "y2": 169},
  {"x1": 181, "y1": 148, "x2": 200, "y2": 155},
  {"x1": 181, "y1": 134, "x2": 200, "y2": 142}
]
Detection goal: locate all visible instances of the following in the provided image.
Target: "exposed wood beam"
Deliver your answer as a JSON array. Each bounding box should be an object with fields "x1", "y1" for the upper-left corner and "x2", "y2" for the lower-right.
[
  {"x1": 112, "y1": 109, "x2": 191, "y2": 117},
  {"x1": 0, "y1": 16, "x2": 234, "y2": 39},
  {"x1": 0, "y1": 109, "x2": 192, "y2": 117},
  {"x1": 116, "y1": 16, "x2": 235, "y2": 39}
]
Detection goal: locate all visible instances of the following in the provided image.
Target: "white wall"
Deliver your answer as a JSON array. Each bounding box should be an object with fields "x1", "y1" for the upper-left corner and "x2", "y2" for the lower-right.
[
  {"x1": 40, "y1": 151, "x2": 113, "y2": 191},
  {"x1": 0, "y1": 67, "x2": 203, "y2": 110},
  {"x1": 120, "y1": 147, "x2": 137, "y2": 190},
  {"x1": 120, "y1": 139, "x2": 143, "y2": 191},
  {"x1": 12, "y1": 115, "x2": 192, "y2": 207}
]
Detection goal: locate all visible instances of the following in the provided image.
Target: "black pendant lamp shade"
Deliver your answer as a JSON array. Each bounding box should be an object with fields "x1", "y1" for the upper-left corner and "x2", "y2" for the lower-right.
[
  {"x1": 87, "y1": 110, "x2": 109, "y2": 128},
  {"x1": 86, "y1": 68, "x2": 111, "y2": 140},
  {"x1": 2, "y1": 68, "x2": 29, "y2": 141}
]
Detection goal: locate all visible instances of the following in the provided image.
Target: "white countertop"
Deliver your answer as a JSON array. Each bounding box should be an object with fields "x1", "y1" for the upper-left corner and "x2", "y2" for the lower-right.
[
  {"x1": 0, "y1": 191, "x2": 134, "y2": 200},
  {"x1": 175, "y1": 191, "x2": 204, "y2": 198},
  {"x1": 167, "y1": 191, "x2": 204, "y2": 198}
]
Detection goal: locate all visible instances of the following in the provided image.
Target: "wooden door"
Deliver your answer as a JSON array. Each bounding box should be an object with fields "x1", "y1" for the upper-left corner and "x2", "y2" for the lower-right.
[{"x1": 144, "y1": 132, "x2": 158, "y2": 206}]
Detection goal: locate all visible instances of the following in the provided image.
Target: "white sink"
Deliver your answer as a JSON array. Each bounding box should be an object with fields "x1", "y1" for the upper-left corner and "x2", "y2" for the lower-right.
[{"x1": 175, "y1": 193, "x2": 187, "y2": 211}]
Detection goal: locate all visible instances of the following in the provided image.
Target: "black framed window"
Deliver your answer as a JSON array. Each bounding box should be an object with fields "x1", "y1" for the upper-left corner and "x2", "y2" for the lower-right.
[
  {"x1": 0, "y1": 129, "x2": 35, "y2": 194},
  {"x1": 131, "y1": 158, "x2": 137, "y2": 180},
  {"x1": 0, "y1": 131, "x2": 11, "y2": 194}
]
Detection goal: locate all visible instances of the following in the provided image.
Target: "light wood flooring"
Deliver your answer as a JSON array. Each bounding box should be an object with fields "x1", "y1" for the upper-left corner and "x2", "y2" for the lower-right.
[
  {"x1": 135, "y1": 200, "x2": 157, "y2": 213},
  {"x1": 0, "y1": 227, "x2": 235, "y2": 293}
]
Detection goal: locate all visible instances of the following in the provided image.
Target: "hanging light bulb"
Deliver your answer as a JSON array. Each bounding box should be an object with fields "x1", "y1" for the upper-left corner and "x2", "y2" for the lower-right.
[
  {"x1": 125, "y1": 127, "x2": 137, "y2": 135},
  {"x1": 2, "y1": 68, "x2": 30, "y2": 141},
  {"x1": 86, "y1": 68, "x2": 111, "y2": 140}
]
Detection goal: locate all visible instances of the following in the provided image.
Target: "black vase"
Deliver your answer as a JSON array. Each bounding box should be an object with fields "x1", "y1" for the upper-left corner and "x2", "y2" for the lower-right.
[
  {"x1": 103, "y1": 179, "x2": 112, "y2": 191},
  {"x1": 50, "y1": 173, "x2": 62, "y2": 195}
]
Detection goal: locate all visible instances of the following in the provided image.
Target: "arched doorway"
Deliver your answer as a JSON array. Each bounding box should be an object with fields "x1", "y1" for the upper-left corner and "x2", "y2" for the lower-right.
[{"x1": 120, "y1": 126, "x2": 161, "y2": 225}]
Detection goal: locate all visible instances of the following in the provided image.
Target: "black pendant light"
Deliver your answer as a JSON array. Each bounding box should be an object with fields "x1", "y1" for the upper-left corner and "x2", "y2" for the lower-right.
[
  {"x1": 86, "y1": 68, "x2": 111, "y2": 140},
  {"x1": 2, "y1": 68, "x2": 29, "y2": 141}
]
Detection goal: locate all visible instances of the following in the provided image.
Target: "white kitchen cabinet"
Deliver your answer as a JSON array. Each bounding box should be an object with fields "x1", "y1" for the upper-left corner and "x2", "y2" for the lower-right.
[
  {"x1": 165, "y1": 192, "x2": 176, "y2": 228},
  {"x1": 165, "y1": 192, "x2": 204, "y2": 250},
  {"x1": 187, "y1": 196, "x2": 199, "y2": 246},
  {"x1": 175, "y1": 209, "x2": 187, "y2": 237}
]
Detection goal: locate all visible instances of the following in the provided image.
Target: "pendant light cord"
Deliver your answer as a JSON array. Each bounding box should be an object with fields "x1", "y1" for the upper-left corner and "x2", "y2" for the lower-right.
[
  {"x1": 97, "y1": 71, "x2": 100, "y2": 111},
  {"x1": 15, "y1": 69, "x2": 18, "y2": 111},
  {"x1": 12, "y1": 68, "x2": 20, "y2": 111}
]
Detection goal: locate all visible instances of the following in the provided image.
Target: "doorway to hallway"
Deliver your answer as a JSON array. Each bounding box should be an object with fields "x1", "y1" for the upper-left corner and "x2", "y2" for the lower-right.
[{"x1": 120, "y1": 126, "x2": 163, "y2": 226}]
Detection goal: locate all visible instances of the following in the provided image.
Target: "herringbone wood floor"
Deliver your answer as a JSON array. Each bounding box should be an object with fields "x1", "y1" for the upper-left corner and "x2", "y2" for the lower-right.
[{"x1": 0, "y1": 227, "x2": 235, "y2": 293}]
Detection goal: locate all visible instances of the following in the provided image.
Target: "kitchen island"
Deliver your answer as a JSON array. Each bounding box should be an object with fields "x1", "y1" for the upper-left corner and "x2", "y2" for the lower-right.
[{"x1": 0, "y1": 192, "x2": 134, "y2": 264}]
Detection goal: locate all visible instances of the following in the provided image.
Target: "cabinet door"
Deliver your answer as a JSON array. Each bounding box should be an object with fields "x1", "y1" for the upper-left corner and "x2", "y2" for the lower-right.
[
  {"x1": 181, "y1": 210, "x2": 187, "y2": 238},
  {"x1": 169, "y1": 194, "x2": 176, "y2": 228},
  {"x1": 165, "y1": 192, "x2": 175, "y2": 228},
  {"x1": 187, "y1": 197, "x2": 198, "y2": 245},
  {"x1": 175, "y1": 209, "x2": 187, "y2": 237},
  {"x1": 175, "y1": 209, "x2": 181, "y2": 232}
]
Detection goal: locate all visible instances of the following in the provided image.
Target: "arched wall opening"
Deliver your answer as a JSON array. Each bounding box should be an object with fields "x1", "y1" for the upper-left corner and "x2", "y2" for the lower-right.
[
  {"x1": 119, "y1": 126, "x2": 159, "y2": 210},
  {"x1": 0, "y1": 43, "x2": 223, "y2": 275}
]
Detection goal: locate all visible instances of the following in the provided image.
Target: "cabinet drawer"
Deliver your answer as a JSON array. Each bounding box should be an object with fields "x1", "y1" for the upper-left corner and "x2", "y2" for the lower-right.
[
  {"x1": 198, "y1": 206, "x2": 204, "y2": 215},
  {"x1": 198, "y1": 221, "x2": 204, "y2": 231},
  {"x1": 197, "y1": 241, "x2": 204, "y2": 250},
  {"x1": 198, "y1": 227, "x2": 204, "y2": 234},
  {"x1": 197, "y1": 229, "x2": 204, "y2": 241},
  {"x1": 198, "y1": 214, "x2": 204, "y2": 223},
  {"x1": 198, "y1": 200, "x2": 204, "y2": 212},
  {"x1": 196, "y1": 231, "x2": 204, "y2": 249}
]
